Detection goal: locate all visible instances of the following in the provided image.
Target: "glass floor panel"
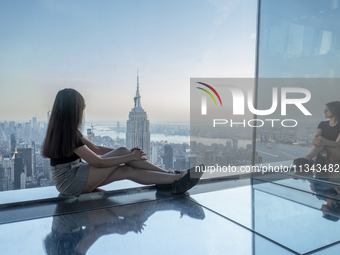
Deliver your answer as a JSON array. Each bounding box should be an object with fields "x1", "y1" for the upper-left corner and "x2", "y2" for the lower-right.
[
  {"x1": 0, "y1": 180, "x2": 146, "y2": 206},
  {"x1": 3, "y1": 177, "x2": 340, "y2": 254},
  {"x1": 253, "y1": 181, "x2": 334, "y2": 211},
  {"x1": 270, "y1": 177, "x2": 340, "y2": 197},
  {"x1": 311, "y1": 243, "x2": 340, "y2": 255},
  {"x1": 191, "y1": 184, "x2": 340, "y2": 254},
  {"x1": 0, "y1": 196, "x2": 295, "y2": 255}
]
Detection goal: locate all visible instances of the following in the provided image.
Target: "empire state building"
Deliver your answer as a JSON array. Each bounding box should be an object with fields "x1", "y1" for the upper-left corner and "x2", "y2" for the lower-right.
[{"x1": 126, "y1": 73, "x2": 150, "y2": 158}]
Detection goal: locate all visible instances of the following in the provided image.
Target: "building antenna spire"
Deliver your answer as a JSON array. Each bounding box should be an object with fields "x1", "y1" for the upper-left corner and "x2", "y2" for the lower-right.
[
  {"x1": 134, "y1": 69, "x2": 142, "y2": 108},
  {"x1": 137, "y1": 69, "x2": 139, "y2": 94}
]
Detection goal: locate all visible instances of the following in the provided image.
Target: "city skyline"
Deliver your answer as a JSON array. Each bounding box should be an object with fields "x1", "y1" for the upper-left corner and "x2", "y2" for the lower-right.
[
  {"x1": 0, "y1": 109, "x2": 192, "y2": 192},
  {"x1": 0, "y1": 0, "x2": 257, "y2": 122}
]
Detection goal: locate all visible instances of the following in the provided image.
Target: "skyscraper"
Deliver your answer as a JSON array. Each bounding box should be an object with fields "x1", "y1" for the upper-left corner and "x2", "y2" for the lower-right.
[
  {"x1": 126, "y1": 72, "x2": 150, "y2": 158},
  {"x1": 163, "y1": 144, "x2": 173, "y2": 170},
  {"x1": 10, "y1": 133, "x2": 17, "y2": 154},
  {"x1": 31, "y1": 141, "x2": 36, "y2": 178},
  {"x1": 17, "y1": 148, "x2": 32, "y2": 178},
  {"x1": 14, "y1": 152, "x2": 24, "y2": 190},
  {"x1": 0, "y1": 165, "x2": 5, "y2": 191},
  {"x1": 32, "y1": 117, "x2": 37, "y2": 130},
  {"x1": 151, "y1": 145, "x2": 158, "y2": 164},
  {"x1": 175, "y1": 155, "x2": 186, "y2": 171}
]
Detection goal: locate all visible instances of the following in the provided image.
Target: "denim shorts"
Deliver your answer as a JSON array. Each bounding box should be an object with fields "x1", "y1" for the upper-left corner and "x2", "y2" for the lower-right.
[{"x1": 51, "y1": 159, "x2": 90, "y2": 197}]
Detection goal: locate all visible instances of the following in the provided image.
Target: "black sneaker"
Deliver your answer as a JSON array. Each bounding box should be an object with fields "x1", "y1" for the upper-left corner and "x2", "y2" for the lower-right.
[
  {"x1": 172, "y1": 165, "x2": 204, "y2": 194},
  {"x1": 155, "y1": 183, "x2": 173, "y2": 189},
  {"x1": 293, "y1": 157, "x2": 313, "y2": 168},
  {"x1": 315, "y1": 153, "x2": 328, "y2": 167},
  {"x1": 293, "y1": 157, "x2": 314, "y2": 177},
  {"x1": 155, "y1": 170, "x2": 183, "y2": 189}
]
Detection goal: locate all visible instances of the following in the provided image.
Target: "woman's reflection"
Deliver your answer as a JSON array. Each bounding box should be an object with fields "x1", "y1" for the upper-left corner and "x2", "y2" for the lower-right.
[
  {"x1": 44, "y1": 197, "x2": 205, "y2": 255},
  {"x1": 308, "y1": 179, "x2": 340, "y2": 221}
]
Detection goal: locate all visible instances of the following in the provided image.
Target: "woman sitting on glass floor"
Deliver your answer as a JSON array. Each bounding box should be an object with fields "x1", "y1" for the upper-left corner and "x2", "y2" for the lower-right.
[
  {"x1": 294, "y1": 101, "x2": 340, "y2": 167},
  {"x1": 42, "y1": 88, "x2": 202, "y2": 197}
]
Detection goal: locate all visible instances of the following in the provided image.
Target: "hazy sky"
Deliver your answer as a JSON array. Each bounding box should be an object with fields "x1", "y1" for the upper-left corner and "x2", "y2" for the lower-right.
[{"x1": 0, "y1": 0, "x2": 257, "y2": 122}]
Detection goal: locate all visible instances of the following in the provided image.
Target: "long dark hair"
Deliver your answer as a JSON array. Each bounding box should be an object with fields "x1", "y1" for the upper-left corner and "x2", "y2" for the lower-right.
[
  {"x1": 43, "y1": 89, "x2": 85, "y2": 158},
  {"x1": 326, "y1": 101, "x2": 340, "y2": 122}
]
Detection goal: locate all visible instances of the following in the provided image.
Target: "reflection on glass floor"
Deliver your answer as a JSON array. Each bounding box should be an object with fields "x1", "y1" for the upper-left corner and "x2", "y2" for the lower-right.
[{"x1": 1, "y1": 176, "x2": 340, "y2": 254}]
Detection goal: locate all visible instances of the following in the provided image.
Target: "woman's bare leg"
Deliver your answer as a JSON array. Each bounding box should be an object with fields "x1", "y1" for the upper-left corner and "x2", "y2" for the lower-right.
[
  {"x1": 101, "y1": 147, "x2": 167, "y2": 173},
  {"x1": 83, "y1": 164, "x2": 181, "y2": 193},
  {"x1": 306, "y1": 146, "x2": 324, "y2": 159},
  {"x1": 82, "y1": 165, "x2": 120, "y2": 193},
  {"x1": 324, "y1": 147, "x2": 340, "y2": 161},
  {"x1": 306, "y1": 146, "x2": 340, "y2": 161},
  {"x1": 99, "y1": 165, "x2": 181, "y2": 186}
]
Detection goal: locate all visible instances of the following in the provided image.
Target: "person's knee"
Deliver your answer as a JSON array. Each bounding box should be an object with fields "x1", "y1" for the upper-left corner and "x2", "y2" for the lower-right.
[{"x1": 116, "y1": 147, "x2": 130, "y2": 154}]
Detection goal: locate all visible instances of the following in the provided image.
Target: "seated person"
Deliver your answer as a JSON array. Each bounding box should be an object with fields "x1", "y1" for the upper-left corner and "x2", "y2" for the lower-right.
[
  {"x1": 294, "y1": 101, "x2": 340, "y2": 169},
  {"x1": 42, "y1": 88, "x2": 202, "y2": 197}
]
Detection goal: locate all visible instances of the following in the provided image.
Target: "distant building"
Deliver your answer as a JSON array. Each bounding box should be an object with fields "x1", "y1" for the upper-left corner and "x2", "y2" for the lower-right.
[
  {"x1": 43, "y1": 158, "x2": 52, "y2": 180},
  {"x1": 24, "y1": 122, "x2": 31, "y2": 138},
  {"x1": 32, "y1": 117, "x2": 37, "y2": 130},
  {"x1": 117, "y1": 121, "x2": 120, "y2": 132},
  {"x1": 126, "y1": 72, "x2": 150, "y2": 158},
  {"x1": 190, "y1": 155, "x2": 197, "y2": 168},
  {"x1": 17, "y1": 148, "x2": 32, "y2": 178},
  {"x1": 10, "y1": 133, "x2": 17, "y2": 154},
  {"x1": 175, "y1": 155, "x2": 186, "y2": 171},
  {"x1": 151, "y1": 145, "x2": 158, "y2": 164},
  {"x1": 204, "y1": 150, "x2": 214, "y2": 167},
  {"x1": 31, "y1": 141, "x2": 36, "y2": 177},
  {"x1": 0, "y1": 165, "x2": 5, "y2": 191},
  {"x1": 232, "y1": 138, "x2": 238, "y2": 150},
  {"x1": 14, "y1": 152, "x2": 25, "y2": 190},
  {"x1": 2, "y1": 157, "x2": 14, "y2": 182},
  {"x1": 163, "y1": 144, "x2": 173, "y2": 170},
  {"x1": 226, "y1": 141, "x2": 232, "y2": 149},
  {"x1": 20, "y1": 172, "x2": 26, "y2": 189},
  {"x1": 0, "y1": 165, "x2": 12, "y2": 191},
  {"x1": 87, "y1": 128, "x2": 92, "y2": 142}
]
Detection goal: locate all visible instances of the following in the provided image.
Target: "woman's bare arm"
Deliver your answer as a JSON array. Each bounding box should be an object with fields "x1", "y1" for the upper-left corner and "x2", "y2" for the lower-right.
[
  {"x1": 313, "y1": 133, "x2": 340, "y2": 148},
  {"x1": 315, "y1": 128, "x2": 322, "y2": 138},
  {"x1": 82, "y1": 136, "x2": 114, "y2": 155},
  {"x1": 74, "y1": 145, "x2": 143, "y2": 168}
]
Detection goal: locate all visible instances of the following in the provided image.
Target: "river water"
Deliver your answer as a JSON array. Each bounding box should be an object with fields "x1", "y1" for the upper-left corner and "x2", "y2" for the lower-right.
[{"x1": 85, "y1": 123, "x2": 312, "y2": 164}]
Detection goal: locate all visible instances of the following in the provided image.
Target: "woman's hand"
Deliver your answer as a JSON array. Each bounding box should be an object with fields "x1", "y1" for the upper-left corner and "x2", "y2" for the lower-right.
[
  {"x1": 312, "y1": 136, "x2": 327, "y2": 147},
  {"x1": 131, "y1": 146, "x2": 144, "y2": 154},
  {"x1": 312, "y1": 137, "x2": 321, "y2": 146},
  {"x1": 132, "y1": 149, "x2": 147, "y2": 160}
]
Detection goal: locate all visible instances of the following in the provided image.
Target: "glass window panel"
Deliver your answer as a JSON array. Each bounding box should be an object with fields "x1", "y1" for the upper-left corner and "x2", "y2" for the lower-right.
[{"x1": 256, "y1": 0, "x2": 340, "y2": 184}]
